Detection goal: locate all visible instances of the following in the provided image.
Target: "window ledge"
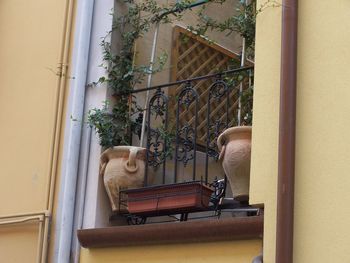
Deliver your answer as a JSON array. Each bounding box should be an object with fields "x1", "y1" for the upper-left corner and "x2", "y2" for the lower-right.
[{"x1": 77, "y1": 216, "x2": 263, "y2": 248}]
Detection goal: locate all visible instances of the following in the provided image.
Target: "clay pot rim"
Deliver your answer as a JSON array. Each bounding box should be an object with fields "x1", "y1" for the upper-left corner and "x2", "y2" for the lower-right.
[
  {"x1": 217, "y1": 126, "x2": 252, "y2": 150},
  {"x1": 111, "y1": 145, "x2": 146, "y2": 152},
  {"x1": 102, "y1": 146, "x2": 146, "y2": 161},
  {"x1": 220, "y1": 125, "x2": 252, "y2": 135}
]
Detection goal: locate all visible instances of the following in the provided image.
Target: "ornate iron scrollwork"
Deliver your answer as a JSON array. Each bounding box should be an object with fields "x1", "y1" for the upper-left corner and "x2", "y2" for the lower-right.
[
  {"x1": 204, "y1": 77, "x2": 230, "y2": 182},
  {"x1": 207, "y1": 120, "x2": 227, "y2": 160},
  {"x1": 176, "y1": 124, "x2": 195, "y2": 166},
  {"x1": 146, "y1": 88, "x2": 169, "y2": 165},
  {"x1": 178, "y1": 83, "x2": 197, "y2": 108},
  {"x1": 147, "y1": 128, "x2": 166, "y2": 167},
  {"x1": 149, "y1": 89, "x2": 167, "y2": 120},
  {"x1": 145, "y1": 88, "x2": 169, "y2": 185},
  {"x1": 210, "y1": 79, "x2": 228, "y2": 99},
  {"x1": 174, "y1": 84, "x2": 199, "y2": 181},
  {"x1": 207, "y1": 78, "x2": 229, "y2": 157}
]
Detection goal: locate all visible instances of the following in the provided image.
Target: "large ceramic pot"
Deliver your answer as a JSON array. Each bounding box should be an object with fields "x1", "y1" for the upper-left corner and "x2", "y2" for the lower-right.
[
  {"x1": 100, "y1": 146, "x2": 146, "y2": 212},
  {"x1": 217, "y1": 126, "x2": 252, "y2": 201}
]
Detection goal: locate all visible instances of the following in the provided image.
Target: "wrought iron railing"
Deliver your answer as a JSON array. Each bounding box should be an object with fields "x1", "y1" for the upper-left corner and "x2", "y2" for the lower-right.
[{"x1": 131, "y1": 66, "x2": 254, "y2": 187}]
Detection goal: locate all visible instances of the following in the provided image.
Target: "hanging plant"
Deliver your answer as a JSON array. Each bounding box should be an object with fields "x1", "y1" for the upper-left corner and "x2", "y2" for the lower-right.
[{"x1": 88, "y1": 0, "x2": 194, "y2": 148}]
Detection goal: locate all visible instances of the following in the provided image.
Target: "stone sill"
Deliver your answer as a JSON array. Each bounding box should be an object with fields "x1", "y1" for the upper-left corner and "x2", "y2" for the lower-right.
[{"x1": 77, "y1": 215, "x2": 263, "y2": 248}]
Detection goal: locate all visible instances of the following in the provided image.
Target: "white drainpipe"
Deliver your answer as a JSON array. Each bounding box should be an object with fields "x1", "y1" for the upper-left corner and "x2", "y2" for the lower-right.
[
  {"x1": 53, "y1": 0, "x2": 95, "y2": 262},
  {"x1": 140, "y1": 23, "x2": 160, "y2": 147},
  {"x1": 72, "y1": 127, "x2": 92, "y2": 262},
  {"x1": 238, "y1": 0, "x2": 249, "y2": 126}
]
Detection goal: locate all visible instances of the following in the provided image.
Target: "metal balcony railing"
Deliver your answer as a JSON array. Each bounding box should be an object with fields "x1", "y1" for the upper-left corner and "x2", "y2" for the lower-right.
[{"x1": 131, "y1": 66, "x2": 254, "y2": 186}]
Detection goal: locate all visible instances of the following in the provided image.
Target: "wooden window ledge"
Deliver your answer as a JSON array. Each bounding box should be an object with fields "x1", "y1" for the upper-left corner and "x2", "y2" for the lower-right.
[{"x1": 77, "y1": 216, "x2": 263, "y2": 248}]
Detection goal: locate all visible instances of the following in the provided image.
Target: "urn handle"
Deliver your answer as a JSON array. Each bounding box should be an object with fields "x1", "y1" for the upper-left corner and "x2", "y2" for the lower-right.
[
  {"x1": 100, "y1": 148, "x2": 110, "y2": 177},
  {"x1": 218, "y1": 145, "x2": 226, "y2": 161},
  {"x1": 124, "y1": 147, "x2": 139, "y2": 173},
  {"x1": 217, "y1": 131, "x2": 226, "y2": 161}
]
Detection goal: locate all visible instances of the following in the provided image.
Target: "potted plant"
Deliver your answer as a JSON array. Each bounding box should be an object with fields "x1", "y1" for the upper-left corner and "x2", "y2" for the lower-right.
[
  {"x1": 87, "y1": 1, "x2": 157, "y2": 212},
  {"x1": 88, "y1": 101, "x2": 147, "y2": 212},
  {"x1": 88, "y1": 0, "x2": 190, "y2": 212}
]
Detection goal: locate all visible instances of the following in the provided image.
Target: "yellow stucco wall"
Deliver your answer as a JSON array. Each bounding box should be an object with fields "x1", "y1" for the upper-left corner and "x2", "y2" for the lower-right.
[
  {"x1": 0, "y1": 224, "x2": 40, "y2": 262},
  {"x1": 80, "y1": 240, "x2": 262, "y2": 263},
  {"x1": 0, "y1": 0, "x2": 72, "y2": 262},
  {"x1": 251, "y1": 0, "x2": 350, "y2": 262},
  {"x1": 249, "y1": 0, "x2": 281, "y2": 261},
  {"x1": 294, "y1": 1, "x2": 350, "y2": 262}
]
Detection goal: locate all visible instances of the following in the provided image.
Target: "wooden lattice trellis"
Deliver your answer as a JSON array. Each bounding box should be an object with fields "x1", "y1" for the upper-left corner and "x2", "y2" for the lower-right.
[{"x1": 170, "y1": 26, "x2": 249, "y2": 147}]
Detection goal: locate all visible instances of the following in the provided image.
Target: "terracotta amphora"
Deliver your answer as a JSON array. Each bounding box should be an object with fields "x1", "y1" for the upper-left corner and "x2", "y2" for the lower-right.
[
  {"x1": 217, "y1": 126, "x2": 252, "y2": 201},
  {"x1": 100, "y1": 146, "x2": 146, "y2": 212}
]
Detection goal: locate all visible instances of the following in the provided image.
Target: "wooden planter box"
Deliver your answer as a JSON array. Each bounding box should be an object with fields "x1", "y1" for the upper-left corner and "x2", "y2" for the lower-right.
[{"x1": 124, "y1": 181, "x2": 214, "y2": 216}]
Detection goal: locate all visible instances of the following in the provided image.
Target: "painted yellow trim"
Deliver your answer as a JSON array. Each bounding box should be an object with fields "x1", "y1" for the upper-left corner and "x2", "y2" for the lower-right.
[
  {"x1": 0, "y1": 215, "x2": 43, "y2": 226},
  {"x1": 80, "y1": 240, "x2": 262, "y2": 263},
  {"x1": 41, "y1": 0, "x2": 76, "y2": 261}
]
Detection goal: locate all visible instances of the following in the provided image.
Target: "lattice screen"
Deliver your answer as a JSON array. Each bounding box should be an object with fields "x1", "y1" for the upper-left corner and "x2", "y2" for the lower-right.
[{"x1": 170, "y1": 26, "x2": 244, "y2": 147}]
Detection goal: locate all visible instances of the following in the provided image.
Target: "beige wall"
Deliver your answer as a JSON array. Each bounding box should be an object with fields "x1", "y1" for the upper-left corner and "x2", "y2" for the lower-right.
[
  {"x1": 251, "y1": 0, "x2": 350, "y2": 262},
  {"x1": 80, "y1": 240, "x2": 262, "y2": 263},
  {"x1": 0, "y1": 0, "x2": 72, "y2": 262}
]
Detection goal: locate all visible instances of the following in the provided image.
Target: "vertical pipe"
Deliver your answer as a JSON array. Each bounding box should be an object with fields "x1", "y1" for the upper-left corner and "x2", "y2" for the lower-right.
[
  {"x1": 162, "y1": 93, "x2": 169, "y2": 184},
  {"x1": 53, "y1": 0, "x2": 95, "y2": 262},
  {"x1": 174, "y1": 93, "x2": 180, "y2": 183},
  {"x1": 193, "y1": 92, "x2": 198, "y2": 181},
  {"x1": 144, "y1": 97, "x2": 151, "y2": 186},
  {"x1": 41, "y1": 217, "x2": 51, "y2": 263},
  {"x1": 72, "y1": 127, "x2": 92, "y2": 263},
  {"x1": 238, "y1": 37, "x2": 246, "y2": 126},
  {"x1": 205, "y1": 87, "x2": 212, "y2": 184},
  {"x1": 36, "y1": 216, "x2": 44, "y2": 263},
  {"x1": 140, "y1": 23, "x2": 160, "y2": 147},
  {"x1": 238, "y1": 0, "x2": 248, "y2": 125},
  {"x1": 248, "y1": 69, "x2": 252, "y2": 91},
  {"x1": 275, "y1": 0, "x2": 298, "y2": 262}
]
